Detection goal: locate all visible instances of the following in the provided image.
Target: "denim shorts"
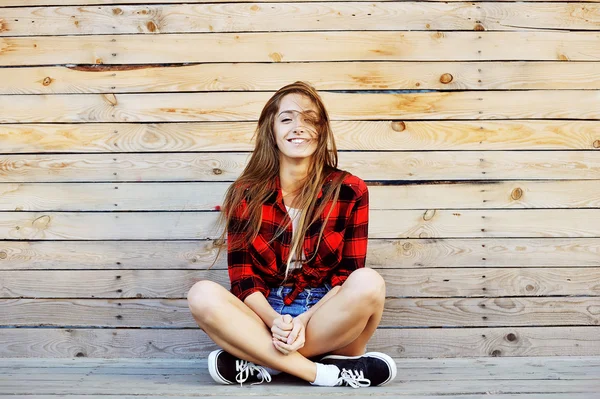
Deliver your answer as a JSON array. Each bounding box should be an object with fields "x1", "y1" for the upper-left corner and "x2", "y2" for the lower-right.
[{"x1": 266, "y1": 284, "x2": 332, "y2": 318}]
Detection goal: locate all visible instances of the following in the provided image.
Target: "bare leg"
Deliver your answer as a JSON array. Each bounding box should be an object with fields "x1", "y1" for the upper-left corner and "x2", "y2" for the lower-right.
[
  {"x1": 187, "y1": 280, "x2": 317, "y2": 382},
  {"x1": 299, "y1": 268, "x2": 386, "y2": 358}
]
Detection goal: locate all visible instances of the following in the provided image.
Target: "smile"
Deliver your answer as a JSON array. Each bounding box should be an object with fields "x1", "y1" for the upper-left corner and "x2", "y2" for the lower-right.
[{"x1": 287, "y1": 138, "x2": 309, "y2": 144}]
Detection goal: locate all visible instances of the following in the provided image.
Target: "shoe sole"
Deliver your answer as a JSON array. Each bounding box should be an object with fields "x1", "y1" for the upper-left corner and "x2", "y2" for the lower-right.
[
  {"x1": 320, "y1": 351, "x2": 397, "y2": 386},
  {"x1": 208, "y1": 349, "x2": 232, "y2": 385}
]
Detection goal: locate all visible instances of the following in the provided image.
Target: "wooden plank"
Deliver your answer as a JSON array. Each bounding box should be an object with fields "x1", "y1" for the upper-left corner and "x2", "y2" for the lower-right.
[
  {"x1": 1, "y1": 152, "x2": 599, "y2": 182},
  {"x1": 2, "y1": 238, "x2": 599, "y2": 271},
  {"x1": 0, "y1": 327, "x2": 598, "y2": 358},
  {"x1": 0, "y1": 374, "x2": 598, "y2": 396},
  {"x1": 2, "y1": 297, "x2": 599, "y2": 328},
  {"x1": 2, "y1": 120, "x2": 600, "y2": 153},
  {"x1": 0, "y1": 396, "x2": 596, "y2": 399},
  {"x1": 3, "y1": 180, "x2": 600, "y2": 211},
  {"x1": 2, "y1": 209, "x2": 600, "y2": 240},
  {"x1": 3, "y1": 3, "x2": 600, "y2": 36},
  {"x1": 2, "y1": 357, "x2": 600, "y2": 382},
  {"x1": 2, "y1": 32, "x2": 600, "y2": 65},
  {"x1": 3, "y1": 0, "x2": 600, "y2": 5},
  {"x1": 2, "y1": 267, "x2": 599, "y2": 298},
  {"x1": 4, "y1": 91, "x2": 600, "y2": 123},
  {"x1": 4, "y1": 62, "x2": 600, "y2": 95}
]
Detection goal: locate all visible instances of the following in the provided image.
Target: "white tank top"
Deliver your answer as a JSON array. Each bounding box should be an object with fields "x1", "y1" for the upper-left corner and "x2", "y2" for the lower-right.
[{"x1": 285, "y1": 205, "x2": 305, "y2": 270}]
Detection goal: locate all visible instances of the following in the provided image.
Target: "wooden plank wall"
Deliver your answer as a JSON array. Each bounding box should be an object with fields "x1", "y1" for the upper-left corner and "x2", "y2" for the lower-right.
[{"x1": 0, "y1": 0, "x2": 599, "y2": 358}]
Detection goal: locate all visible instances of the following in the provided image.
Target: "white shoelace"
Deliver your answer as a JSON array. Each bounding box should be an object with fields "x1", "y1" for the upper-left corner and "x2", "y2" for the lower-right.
[
  {"x1": 337, "y1": 368, "x2": 371, "y2": 388},
  {"x1": 235, "y1": 360, "x2": 272, "y2": 386}
]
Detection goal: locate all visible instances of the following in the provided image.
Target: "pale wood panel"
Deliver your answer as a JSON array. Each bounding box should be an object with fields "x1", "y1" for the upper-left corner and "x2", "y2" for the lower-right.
[
  {"x1": 3, "y1": 356, "x2": 600, "y2": 381},
  {"x1": 3, "y1": 297, "x2": 599, "y2": 328},
  {"x1": 2, "y1": 32, "x2": 600, "y2": 65},
  {"x1": 2, "y1": 238, "x2": 599, "y2": 271},
  {"x1": 2, "y1": 121, "x2": 599, "y2": 153},
  {"x1": 2, "y1": 268, "x2": 599, "y2": 298},
  {"x1": 0, "y1": 395, "x2": 596, "y2": 399},
  {"x1": 0, "y1": 368, "x2": 599, "y2": 396},
  {"x1": 4, "y1": 63, "x2": 600, "y2": 95},
  {"x1": 3, "y1": 180, "x2": 600, "y2": 211},
  {"x1": 2, "y1": 209, "x2": 600, "y2": 240},
  {"x1": 4, "y1": 91, "x2": 600, "y2": 123},
  {"x1": 0, "y1": 327, "x2": 598, "y2": 358},
  {"x1": 4, "y1": 0, "x2": 600, "y2": 5},
  {"x1": 2, "y1": 152, "x2": 599, "y2": 182},
  {"x1": 3, "y1": 3, "x2": 600, "y2": 36}
]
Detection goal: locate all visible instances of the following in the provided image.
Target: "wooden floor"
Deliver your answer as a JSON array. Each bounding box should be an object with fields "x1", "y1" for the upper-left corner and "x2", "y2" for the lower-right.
[{"x1": 0, "y1": 356, "x2": 599, "y2": 398}]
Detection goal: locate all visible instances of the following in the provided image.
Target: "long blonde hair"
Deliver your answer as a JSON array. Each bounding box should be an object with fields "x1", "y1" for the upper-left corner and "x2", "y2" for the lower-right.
[{"x1": 213, "y1": 81, "x2": 348, "y2": 278}]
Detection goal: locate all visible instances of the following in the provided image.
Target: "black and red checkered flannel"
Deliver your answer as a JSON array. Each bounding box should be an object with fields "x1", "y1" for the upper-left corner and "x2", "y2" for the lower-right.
[{"x1": 227, "y1": 169, "x2": 369, "y2": 306}]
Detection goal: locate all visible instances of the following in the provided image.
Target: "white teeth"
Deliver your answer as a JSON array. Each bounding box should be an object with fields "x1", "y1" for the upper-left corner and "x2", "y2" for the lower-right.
[{"x1": 289, "y1": 139, "x2": 306, "y2": 144}]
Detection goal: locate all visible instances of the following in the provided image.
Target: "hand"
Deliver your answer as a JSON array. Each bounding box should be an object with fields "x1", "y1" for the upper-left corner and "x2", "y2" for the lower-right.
[
  {"x1": 271, "y1": 314, "x2": 293, "y2": 343},
  {"x1": 272, "y1": 316, "x2": 306, "y2": 355}
]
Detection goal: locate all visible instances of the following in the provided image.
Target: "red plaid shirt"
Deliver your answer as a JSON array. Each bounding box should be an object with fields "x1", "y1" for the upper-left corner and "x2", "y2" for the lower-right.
[{"x1": 227, "y1": 169, "x2": 369, "y2": 305}]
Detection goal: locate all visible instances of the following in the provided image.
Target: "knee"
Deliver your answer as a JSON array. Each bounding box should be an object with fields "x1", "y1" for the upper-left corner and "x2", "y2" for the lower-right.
[
  {"x1": 345, "y1": 268, "x2": 385, "y2": 305},
  {"x1": 186, "y1": 280, "x2": 224, "y2": 322}
]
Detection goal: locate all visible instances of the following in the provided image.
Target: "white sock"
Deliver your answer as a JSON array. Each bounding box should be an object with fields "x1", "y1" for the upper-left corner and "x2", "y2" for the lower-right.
[{"x1": 310, "y1": 363, "x2": 341, "y2": 386}]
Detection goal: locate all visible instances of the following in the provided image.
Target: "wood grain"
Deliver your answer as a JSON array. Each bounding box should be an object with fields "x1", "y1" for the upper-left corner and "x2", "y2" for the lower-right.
[
  {"x1": 2, "y1": 238, "x2": 599, "y2": 271},
  {"x1": 2, "y1": 32, "x2": 600, "y2": 66},
  {"x1": 2, "y1": 209, "x2": 600, "y2": 240},
  {"x1": 2, "y1": 297, "x2": 599, "y2": 328},
  {"x1": 0, "y1": 327, "x2": 598, "y2": 358},
  {"x1": 1, "y1": 152, "x2": 599, "y2": 182},
  {"x1": 2, "y1": 120, "x2": 599, "y2": 152},
  {"x1": 2, "y1": 3, "x2": 600, "y2": 36},
  {"x1": 3, "y1": 0, "x2": 600, "y2": 5},
  {"x1": 2, "y1": 268, "x2": 599, "y2": 298},
  {"x1": 4, "y1": 91, "x2": 600, "y2": 122},
  {"x1": 3, "y1": 180, "x2": 600, "y2": 211},
  {"x1": 3, "y1": 62, "x2": 600, "y2": 94}
]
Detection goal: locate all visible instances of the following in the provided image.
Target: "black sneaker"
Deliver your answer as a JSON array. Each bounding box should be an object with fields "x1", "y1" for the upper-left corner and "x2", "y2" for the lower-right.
[
  {"x1": 208, "y1": 349, "x2": 272, "y2": 386},
  {"x1": 320, "y1": 352, "x2": 397, "y2": 387}
]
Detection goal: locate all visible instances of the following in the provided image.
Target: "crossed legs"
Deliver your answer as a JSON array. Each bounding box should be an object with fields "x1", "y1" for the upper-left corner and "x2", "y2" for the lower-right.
[{"x1": 186, "y1": 268, "x2": 386, "y2": 383}]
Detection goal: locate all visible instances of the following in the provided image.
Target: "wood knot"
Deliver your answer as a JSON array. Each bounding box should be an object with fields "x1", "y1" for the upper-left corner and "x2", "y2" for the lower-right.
[
  {"x1": 112, "y1": 8, "x2": 123, "y2": 15},
  {"x1": 250, "y1": 5, "x2": 260, "y2": 11},
  {"x1": 146, "y1": 21, "x2": 158, "y2": 32},
  {"x1": 391, "y1": 121, "x2": 406, "y2": 132},
  {"x1": 525, "y1": 284, "x2": 535, "y2": 292},
  {"x1": 474, "y1": 23, "x2": 485, "y2": 31},
  {"x1": 422, "y1": 209, "x2": 436, "y2": 221},
  {"x1": 593, "y1": 140, "x2": 600, "y2": 149},
  {"x1": 511, "y1": 187, "x2": 523, "y2": 200},
  {"x1": 491, "y1": 349, "x2": 501, "y2": 357},
  {"x1": 103, "y1": 93, "x2": 118, "y2": 106},
  {"x1": 42, "y1": 77, "x2": 53, "y2": 86},
  {"x1": 439, "y1": 73, "x2": 453, "y2": 84},
  {"x1": 418, "y1": 232, "x2": 429, "y2": 239},
  {"x1": 0, "y1": 251, "x2": 6, "y2": 259},
  {"x1": 506, "y1": 333, "x2": 517, "y2": 342},
  {"x1": 212, "y1": 168, "x2": 223, "y2": 175},
  {"x1": 402, "y1": 242, "x2": 412, "y2": 251},
  {"x1": 269, "y1": 52, "x2": 283, "y2": 62}
]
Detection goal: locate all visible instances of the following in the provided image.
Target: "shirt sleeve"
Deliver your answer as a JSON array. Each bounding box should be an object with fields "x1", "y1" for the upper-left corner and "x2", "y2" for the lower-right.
[
  {"x1": 329, "y1": 181, "x2": 369, "y2": 287},
  {"x1": 227, "y1": 200, "x2": 270, "y2": 302}
]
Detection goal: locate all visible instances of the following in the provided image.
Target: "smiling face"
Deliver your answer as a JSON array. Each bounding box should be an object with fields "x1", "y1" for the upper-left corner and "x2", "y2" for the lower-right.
[{"x1": 273, "y1": 93, "x2": 320, "y2": 165}]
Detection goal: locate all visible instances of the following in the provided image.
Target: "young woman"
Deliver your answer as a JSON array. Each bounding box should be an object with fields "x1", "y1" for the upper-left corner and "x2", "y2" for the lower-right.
[{"x1": 187, "y1": 81, "x2": 396, "y2": 388}]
